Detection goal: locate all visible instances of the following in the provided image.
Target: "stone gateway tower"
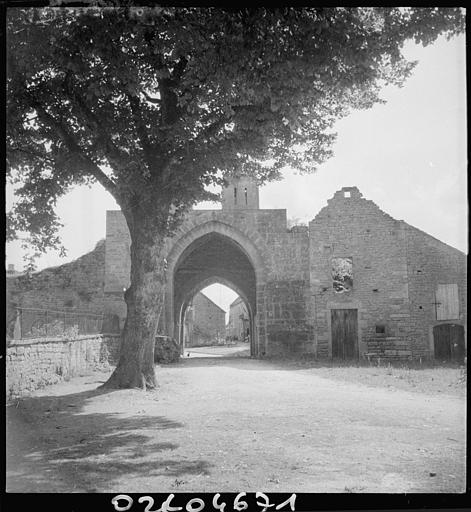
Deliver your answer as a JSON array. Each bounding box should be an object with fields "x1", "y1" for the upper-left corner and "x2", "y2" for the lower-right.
[{"x1": 103, "y1": 179, "x2": 467, "y2": 362}]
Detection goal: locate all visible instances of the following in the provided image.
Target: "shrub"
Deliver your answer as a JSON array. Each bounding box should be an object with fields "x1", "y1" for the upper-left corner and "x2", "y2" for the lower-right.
[{"x1": 154, "y1": 336, "x2": 180, "y2": 364}]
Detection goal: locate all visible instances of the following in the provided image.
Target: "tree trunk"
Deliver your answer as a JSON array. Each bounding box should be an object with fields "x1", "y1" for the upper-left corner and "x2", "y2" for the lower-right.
[{"x1": 101, "y1": 213, "x2": 168, "y2": 390}]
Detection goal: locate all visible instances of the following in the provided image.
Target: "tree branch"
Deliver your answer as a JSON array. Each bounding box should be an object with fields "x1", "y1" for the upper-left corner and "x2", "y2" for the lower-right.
[
  {"x1": 32, "y1": 102, "x2": 119, "y2": 199},
  {"x1": 159, "y1": 57, "x2": 188, "y2": 126},
  {"x1": 171, "y1": 56, "x2": 188, "y2": 82},
  {"x1": 159, "y1": 79, "x2": 179, "y2": 126},
  {"x1": 62, "y1": 73, "x2": 131, "y2": 173},
  {"x1": 126, "y1": 94, "x2": 156, "y2": 173}
]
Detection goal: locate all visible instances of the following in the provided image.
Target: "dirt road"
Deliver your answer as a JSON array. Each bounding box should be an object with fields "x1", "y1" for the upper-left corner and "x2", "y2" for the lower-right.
[{"x1": 6, "y1": 357, "x2": 466, "y2": 493}]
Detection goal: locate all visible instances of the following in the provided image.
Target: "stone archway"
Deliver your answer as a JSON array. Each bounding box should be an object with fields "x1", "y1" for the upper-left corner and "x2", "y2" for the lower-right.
[
  {"x1": 164, "y1": 221, "x2": 265, "y2": 356},
  {"x1": 178, "y1": 275, "x2": 254, "y2": 355}
]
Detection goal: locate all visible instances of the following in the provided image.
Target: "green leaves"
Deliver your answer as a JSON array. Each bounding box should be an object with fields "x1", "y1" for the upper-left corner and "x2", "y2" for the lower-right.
[{"x1": 7, "y1": 7, "x2": 465, "y2": 261}]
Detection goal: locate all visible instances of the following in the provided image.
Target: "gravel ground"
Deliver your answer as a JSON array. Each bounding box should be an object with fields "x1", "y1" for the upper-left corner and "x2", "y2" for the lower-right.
[
  {"x1": 184, "y1": 342, "x2": 250, "y2": 358},
  {"x1": 6, "y1": 357, "x2": 466, "y2": 493}
]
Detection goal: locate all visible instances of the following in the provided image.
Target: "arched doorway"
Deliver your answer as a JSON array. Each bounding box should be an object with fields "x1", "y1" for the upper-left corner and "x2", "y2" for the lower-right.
[
  {"x1": 170, "y1": 231, "x2": 259, "y2": 356},
  {"x1": 180, "y1": 282, "x2": 251, "y2": 357},
  {"x1": 433, "y1": 323, "x2": 465, "y2": 363}
]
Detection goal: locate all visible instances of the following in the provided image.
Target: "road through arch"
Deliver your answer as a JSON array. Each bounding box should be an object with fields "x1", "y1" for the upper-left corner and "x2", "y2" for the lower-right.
[{"x1": 164, "y1": 221, "x2": 265, "y2": 356}]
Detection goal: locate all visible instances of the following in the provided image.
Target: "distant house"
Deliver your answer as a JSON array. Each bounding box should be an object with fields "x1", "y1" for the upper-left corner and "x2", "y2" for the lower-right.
[
  {"x1": 226, "y1": 297, "x2": 249, "y2": 342},
  {"x1": 183, "y1": 292, "x2": 226, "y2": 348},
  {"x1": 6, "y1": 264, "x2": 21, "y2": 277}
]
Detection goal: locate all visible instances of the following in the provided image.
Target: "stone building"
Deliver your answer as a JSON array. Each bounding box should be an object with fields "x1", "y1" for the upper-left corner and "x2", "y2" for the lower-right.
[
  {"x1": 183, "y1": 292, "x2": 226, "y2": 347},
  {"x1": 226, "y1": 297, "x2": 250, "y2": 341},
  {"x1": 104, "y1": 178, "x2": 466, "y2": 362},
  {"x1": 308, "y1": 187, "x2": 466, "y2": 361},
  {"x1": 7, "y1": 178, "x2": 467, "y2": 362}
]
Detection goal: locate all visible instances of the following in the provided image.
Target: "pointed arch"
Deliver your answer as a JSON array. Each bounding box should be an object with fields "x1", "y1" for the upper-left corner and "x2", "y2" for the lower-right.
[
  {"x1": 165, "y1": 220, "x2": 266, "y2": 281},
  {"x1": 163, "y1": 220, "x2": 265, "y2": 355}
]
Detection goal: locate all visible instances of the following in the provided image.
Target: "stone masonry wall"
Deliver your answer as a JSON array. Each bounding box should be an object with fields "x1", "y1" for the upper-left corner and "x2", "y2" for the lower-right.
[
  {"x1": 262, "y1": 225, "x2": 312, "y2": 355},
  {"x1": 405, "y1": 224, "x2": 467, "y2": 358},
  {"x1": 261, "y1": 279, "x2": 313, "y2": 356},
  {"x1": 6, "y1": 240, "x2": 107, "y2": 339},
  {"x1": 6, "y1": 334, "x2": 121, "y2": 400},
  {"x1": 105, "y1": 208, "x2": 309, "y2": 293},
  {"x1": 105, "y1": 208, "x2": 311, "y2": 355},
  {"x1": 309, "y1": 187, "x2": 412, "y2": 360},
  {"x1": 171, "y1": 211, "x2": 311, "y2": 356}
]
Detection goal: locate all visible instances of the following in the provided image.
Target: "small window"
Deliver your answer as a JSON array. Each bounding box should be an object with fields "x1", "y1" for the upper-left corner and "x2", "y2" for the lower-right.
[
  {"x1": 375, "y1": 325, "x2": 386, "y2": 334},
  {"x1": 244, "y1": 187, "x2": 248, "y2": 205},
  {"x1": 332, "y1": 257, "x2": 353, "y2": 293},
  {"x1": 344, "y1": 191, "x2": 351, "y2": 198},
  {"x1": 234, "y1": 187, "x2": 237, "y2": 204}
]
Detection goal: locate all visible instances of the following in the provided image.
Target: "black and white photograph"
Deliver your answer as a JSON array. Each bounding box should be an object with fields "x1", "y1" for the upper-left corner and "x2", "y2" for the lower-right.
[{"x1": 5, "y1": 4, "x2": 467, "y2": 502}]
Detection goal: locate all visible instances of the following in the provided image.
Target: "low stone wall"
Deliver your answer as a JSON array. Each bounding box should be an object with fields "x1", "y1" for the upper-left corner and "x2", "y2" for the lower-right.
[{"x1": 6, "y1": 334, "x2": 121, "y2": 400}]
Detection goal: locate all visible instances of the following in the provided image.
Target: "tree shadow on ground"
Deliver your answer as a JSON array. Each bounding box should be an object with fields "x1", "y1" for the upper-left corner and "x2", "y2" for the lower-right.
[{"x1": 6, "y1": 384, "x2": 212, "y2": 493}]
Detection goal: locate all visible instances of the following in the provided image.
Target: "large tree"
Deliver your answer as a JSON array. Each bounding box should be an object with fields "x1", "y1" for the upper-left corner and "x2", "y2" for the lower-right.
[{"x1": 7, "y1": 7, "x2": 464, "y2": 389}]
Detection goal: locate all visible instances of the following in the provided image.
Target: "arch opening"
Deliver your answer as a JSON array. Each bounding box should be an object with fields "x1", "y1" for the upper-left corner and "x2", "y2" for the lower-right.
[
  {"x1": 172, "y1": 232, "x2": 258, "y2": 357},
  {"x1": 180, "y1": 283, "x2": 252, "y2": 358}
]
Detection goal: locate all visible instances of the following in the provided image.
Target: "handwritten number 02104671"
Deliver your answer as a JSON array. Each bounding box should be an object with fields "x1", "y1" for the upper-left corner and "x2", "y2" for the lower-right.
[{"x1": 111, "y1": 493, "x2": 297, "y2": 512}]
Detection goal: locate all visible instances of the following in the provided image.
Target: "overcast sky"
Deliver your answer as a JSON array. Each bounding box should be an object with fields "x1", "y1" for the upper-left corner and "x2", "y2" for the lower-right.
[{"x1": 6, "y1": 35, "x2": 467, "y2": 317}]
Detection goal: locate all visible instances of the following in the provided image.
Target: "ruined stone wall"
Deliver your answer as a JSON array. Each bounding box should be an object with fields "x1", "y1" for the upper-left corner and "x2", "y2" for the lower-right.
[
  {"x1": 6, "y1": 240, "x2": 107, "y2": 339},
  {"x1": 6, "y1": 334, "x2": 121, "y2": 399},
  {"x1": 309, "y1": 187, "x2": 412, "y2": 359},
  {"x1": 404, "y1": 224, "x2": 467, "y2": 358}
]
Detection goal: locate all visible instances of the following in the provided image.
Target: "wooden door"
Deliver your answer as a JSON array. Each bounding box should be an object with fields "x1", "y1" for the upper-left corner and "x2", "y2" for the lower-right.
[
  {"x1": 331, "y1": 309, "x2": 358, "y2": 359},
  {"x1": 433, "y1": 324, "x2": 465, "y2": 363}
]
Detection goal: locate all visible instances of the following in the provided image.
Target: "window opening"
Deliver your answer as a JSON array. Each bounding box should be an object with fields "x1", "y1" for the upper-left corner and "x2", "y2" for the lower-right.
[
  {"x1": 244, "y1": 187, "x2": 248, "y2": 205},
  {"x1": 332, "y1": 257, "x2": 353, "y2": 293},
  {"x1": 234, "y1": 187, "x2": 237, "y2": 204},
  {"x1": 435, "y1": 284, "x2": 459, "y2": 320},
  {"x1": 375, "y1": 325, "x2": 386, "y2": 334}
]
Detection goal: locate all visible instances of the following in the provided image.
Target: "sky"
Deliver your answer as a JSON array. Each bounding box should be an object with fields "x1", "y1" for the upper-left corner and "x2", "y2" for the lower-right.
[{"x1": 6, "y1": 34, "x2": 467, "y2": 319}]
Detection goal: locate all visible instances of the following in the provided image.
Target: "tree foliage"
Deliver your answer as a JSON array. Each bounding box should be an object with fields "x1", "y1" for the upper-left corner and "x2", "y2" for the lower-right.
[{"x1": 7, "y1": 7, "x2": 465, "y2": 261}]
